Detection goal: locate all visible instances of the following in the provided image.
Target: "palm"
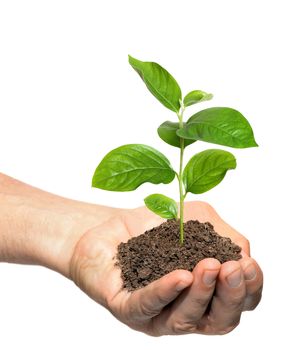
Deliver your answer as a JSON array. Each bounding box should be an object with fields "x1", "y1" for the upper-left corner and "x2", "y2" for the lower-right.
[
  {"x1": 70, "y1": 204, "x2": 164, "y2": 319},
  {"x1": 70, "y1": 202, "x2": 261, "y2": 336}
]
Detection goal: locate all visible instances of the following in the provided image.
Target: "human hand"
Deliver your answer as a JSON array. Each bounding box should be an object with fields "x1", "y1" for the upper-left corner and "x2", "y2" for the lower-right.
[{"x1": 69, "y1": 201, "x2": 263, "y2": 336}]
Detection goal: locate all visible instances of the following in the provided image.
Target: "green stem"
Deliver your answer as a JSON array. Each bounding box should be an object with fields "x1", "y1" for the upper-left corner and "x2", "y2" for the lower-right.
[{"x1": 177, "y1": 106, "x2": 186, "y2": 244}]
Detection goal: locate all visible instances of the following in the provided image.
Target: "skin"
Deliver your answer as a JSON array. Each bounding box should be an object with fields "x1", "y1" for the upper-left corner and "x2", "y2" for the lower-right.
[{"x1": 0, "y1": 173, "x2": 263, "y2": 336}]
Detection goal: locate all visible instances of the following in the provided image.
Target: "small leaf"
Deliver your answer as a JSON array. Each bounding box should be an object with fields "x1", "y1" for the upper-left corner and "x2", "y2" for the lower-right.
[
  {"x1": 183, "y1": 90, "x2": 213, "y2": 107},
  {"x1": 92, "y1": 144, "x2": 175, "y2": 191},
  {"x1": 157, "y1": 121, "x2": 196, "y2": 148},
  {"x1": 129, "y1": 55, "x2": 182, "y2": 113},
  {"x1": 183, "y1": 149, "x2": 236, "y2": 194},
  {"x1": 177, "y1": 107, "x2": 258, "y2": 148},
  {"x1": 144, "y1": 193, "x2": 178, "y2": 219}
]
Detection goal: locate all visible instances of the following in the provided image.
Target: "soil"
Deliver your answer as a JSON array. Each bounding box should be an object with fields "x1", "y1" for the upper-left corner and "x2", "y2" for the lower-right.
[{"x1": 116, "y1": 219, "x2": 242, "y2": 291}]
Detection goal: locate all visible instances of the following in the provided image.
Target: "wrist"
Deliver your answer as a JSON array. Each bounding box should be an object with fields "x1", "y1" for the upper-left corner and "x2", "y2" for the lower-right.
[
  {"x1": 40, "y1": 201, "x2": 118, "y2": 278},
  {"x1": 0, "y1": 173, "x2": 118, "y2": 277}
]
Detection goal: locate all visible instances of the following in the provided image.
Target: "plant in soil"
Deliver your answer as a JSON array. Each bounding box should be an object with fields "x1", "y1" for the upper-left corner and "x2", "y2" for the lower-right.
[{"x1": 92, "y1": 56, "x2": 258, "y2": 291}]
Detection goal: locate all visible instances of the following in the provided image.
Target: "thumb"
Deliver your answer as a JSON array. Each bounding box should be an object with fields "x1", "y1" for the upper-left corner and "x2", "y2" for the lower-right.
[{"x1": 124, "y1": 269, "x2": 193, "y2": 321}]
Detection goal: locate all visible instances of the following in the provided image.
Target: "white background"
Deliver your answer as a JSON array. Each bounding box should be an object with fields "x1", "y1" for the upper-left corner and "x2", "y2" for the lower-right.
[{"x1": 0, "y1": 0, "x2": 291, "y2": 348}]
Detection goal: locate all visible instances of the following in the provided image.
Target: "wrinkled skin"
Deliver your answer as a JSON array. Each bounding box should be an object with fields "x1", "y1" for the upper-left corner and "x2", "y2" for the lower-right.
[{"x1": 70, "y1": 201, "x2": 263, "y2": 336}]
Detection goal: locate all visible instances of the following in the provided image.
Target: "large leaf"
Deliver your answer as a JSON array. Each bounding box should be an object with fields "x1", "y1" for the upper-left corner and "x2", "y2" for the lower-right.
[
  {"x1": 183, "y1": 90, "x2": 213, "y2": 107},
  {"x1": 129, "y1": 55, "x2": 182, "y2": 113},
  {"x1": 177, "y1": 107, "x2": 258, "y2": 148},
  {"x1": 183, "y1": 149, "x2": 236, "y2": 194},
  {"x1": 144, "y1": 193, "x2": 178, "y2": 219},
  {"x1": 157, "y1": 121, "x2": 196, "y2": 148},
  {"x1": 92, "y1": 144, "x2": 175, "y2": 191}
]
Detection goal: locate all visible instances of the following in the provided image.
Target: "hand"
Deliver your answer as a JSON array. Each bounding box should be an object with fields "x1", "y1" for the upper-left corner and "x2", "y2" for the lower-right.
[{"x1": 69, "y1": 201, "x2": 263, "y2": 336}]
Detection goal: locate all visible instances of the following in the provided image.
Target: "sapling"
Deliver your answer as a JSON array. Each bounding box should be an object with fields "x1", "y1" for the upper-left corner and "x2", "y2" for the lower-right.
[{"x1": 92, "y1": 56, "x2": 258, "y2": 244}]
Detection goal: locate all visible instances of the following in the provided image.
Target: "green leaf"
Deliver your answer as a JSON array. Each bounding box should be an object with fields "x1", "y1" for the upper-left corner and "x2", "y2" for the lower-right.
[
  {"x1": 92, "y1": 144, "x2": 175, "y2": 191},
  {"x1": 157, "y1": 121, "x2": 196, "y2": 148},
  {"x1": 183, "y1": 149, "x2": 236, "y2": 194},
  {"x1": 183, "y1": 90, "x2": 213, "y2": 107},
  {"x1": 144, "y1": 193, "x2": 178, "y2": 219},
  {"x1": 177, "y1": 107, "x2": 258, "y2": 148},
  {"x1": 128, "y1": 55, "x2": 182, "y2": 113}
]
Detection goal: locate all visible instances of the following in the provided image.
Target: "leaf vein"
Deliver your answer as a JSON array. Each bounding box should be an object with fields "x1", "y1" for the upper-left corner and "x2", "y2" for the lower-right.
[{"x1": 186, "y1": 159, "x2": 235, "y2": 191}]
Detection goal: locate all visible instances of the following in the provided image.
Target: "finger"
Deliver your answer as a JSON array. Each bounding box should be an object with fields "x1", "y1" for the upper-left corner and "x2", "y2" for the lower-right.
[
  {"x1": 206, "y1": 261, "x2": 246, "y2": 334},
  {"x1": 154, "y1": 258, "x2": 221, "y2": 335},
  {"x1": 240, "y1": 257, "x2": 263, "y2": 311},
  {"x1": 124, "y1": 269, "x2": 193, "y2": 323}
]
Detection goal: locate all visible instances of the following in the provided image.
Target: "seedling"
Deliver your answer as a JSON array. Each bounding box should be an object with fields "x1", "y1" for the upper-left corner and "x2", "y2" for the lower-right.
[{"x1": 92, "y1": 56, "x2": 258, "y2": 244}]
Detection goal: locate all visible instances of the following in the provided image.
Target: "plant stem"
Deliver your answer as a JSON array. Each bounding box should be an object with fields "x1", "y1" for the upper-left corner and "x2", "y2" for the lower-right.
[{"x1": 177, "y1": 106, "x2": 185, "y2": 244}]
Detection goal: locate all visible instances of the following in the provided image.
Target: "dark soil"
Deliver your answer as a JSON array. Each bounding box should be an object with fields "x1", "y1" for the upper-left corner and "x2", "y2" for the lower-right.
[{"x1": 116, "y1": 219, "x2": 242, "y2": 291}]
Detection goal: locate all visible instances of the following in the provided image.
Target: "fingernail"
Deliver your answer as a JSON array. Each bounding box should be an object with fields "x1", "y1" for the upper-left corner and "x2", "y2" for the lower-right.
[
  {"x1": 244, "y1": 264, "x2": 257, "y2": 281},
  {"x1": 203, "y1": 270, "x2": 218, "y2": 286},
  {"x1": 226, "y1": 269, "x2": 242, "y2": 288}
]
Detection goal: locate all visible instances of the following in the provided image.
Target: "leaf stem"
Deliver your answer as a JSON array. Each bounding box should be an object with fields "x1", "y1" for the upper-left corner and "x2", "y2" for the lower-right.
[{"x1": 177, "y1": 105, "x2": 186, "y2": 244}]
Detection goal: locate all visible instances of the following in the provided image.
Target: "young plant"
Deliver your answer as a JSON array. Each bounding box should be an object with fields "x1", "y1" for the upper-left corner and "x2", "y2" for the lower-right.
[{"x1": 92, "y1": 56, "x2": 258, "y2": 244}]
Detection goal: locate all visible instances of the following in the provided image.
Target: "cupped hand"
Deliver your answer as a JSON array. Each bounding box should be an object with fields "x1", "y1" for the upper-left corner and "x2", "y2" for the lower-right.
[{"x1": 69, "y1": 201, "x2": 263, "y2": 336}]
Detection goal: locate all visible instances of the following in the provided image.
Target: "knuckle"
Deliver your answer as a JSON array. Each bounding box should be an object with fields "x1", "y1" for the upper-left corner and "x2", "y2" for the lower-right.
[
  {"x1": 155, "y1": 293, "x2": 171, "y2": 307},
  {"x1": 138, "y1": 292, "x2": 173, "y2": 318},
  {"x1": 171, "y1": 320, "x2": 199, "y2": 335},
  {"x1": 225, "y1": 293, "x2": 246, "y2": 309},
  {"x1": 144, "y1": 330, "x2": 161, "y2": 337},
  {"x1": 244, "y1": 288, "x2": 263, "y2": 311},
  {"x1": 208, "y1": 314, "x2": 241, "y2": 335},
  {"x1": 139, "y1": 300, "x2": 159, "y2": 318},
  {"x1": 145, "y1": 323, "x2": 163, "y2": 337},
  {"x1": 245, "y1": 302, "x2": 257, "y2": 311},
  {"x1": 194, "y1": 295, "x2": 209, "y2": 309},
  {"x1": 217, "y1": 322, "x2": 240, "y2": 335},
  {"x1": 207, "y1": 310, "x2": 241, "y2": 335},
  {"x1": 140, "y1": 302, "x2": 155, "y2": 318},
  {"x1": 224, "y1": 287, "x2": 247, "y2": 308}
]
